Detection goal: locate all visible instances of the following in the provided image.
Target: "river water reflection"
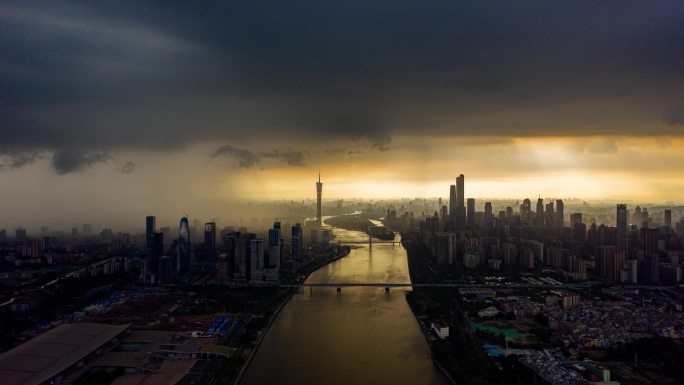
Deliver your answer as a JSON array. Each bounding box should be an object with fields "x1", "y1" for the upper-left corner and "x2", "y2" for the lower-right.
[{"x1": 240, "y1": 224, "x2": 448, "y2": 385}]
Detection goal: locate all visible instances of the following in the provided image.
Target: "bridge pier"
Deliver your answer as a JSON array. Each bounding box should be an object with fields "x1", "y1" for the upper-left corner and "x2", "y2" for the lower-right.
[
  {"x1": 384, "y1": 287, "x2": 390, "y2": 294},
  {"x1": 336, "y1": 287, "x2": 342, "y2": 294}
]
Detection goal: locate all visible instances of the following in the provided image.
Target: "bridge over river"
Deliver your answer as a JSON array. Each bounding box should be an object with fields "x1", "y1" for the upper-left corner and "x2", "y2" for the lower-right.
[
  {"x1": 278, "y1": 282, "x2": 591, "y2": 293},
  {"x1": 278, "y1": 282, "x2": 674, "y2": 292},
  {"x1": 337, "y1": 240, "x2": 399, "y2": 245}
]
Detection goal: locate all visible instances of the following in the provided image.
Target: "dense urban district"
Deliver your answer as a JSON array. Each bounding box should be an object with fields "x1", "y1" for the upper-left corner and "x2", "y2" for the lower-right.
[{"x1": 1, "y1": 174, "x2": 684, "y2": 385}]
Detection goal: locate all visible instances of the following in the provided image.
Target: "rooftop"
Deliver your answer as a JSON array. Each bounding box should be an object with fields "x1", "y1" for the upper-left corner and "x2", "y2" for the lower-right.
[{"x1": 0, "y1": 322, "x2": 130, "y2": 385}]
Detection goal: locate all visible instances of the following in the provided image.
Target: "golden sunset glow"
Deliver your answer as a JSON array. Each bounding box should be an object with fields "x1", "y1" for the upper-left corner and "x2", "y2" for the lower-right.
[{"x1": 215, "y1": 136, "x2": 684, "y2": 202}]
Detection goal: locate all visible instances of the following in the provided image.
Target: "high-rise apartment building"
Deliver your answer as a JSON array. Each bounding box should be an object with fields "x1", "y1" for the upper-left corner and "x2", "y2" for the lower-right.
[
  {"x1": 466, "y1": 198, "x2": 475, "y2": 226},
  {"x1": 204, "y1": 221, "x2": 217, "y2": 262},
  {"x1": 15, "y1": 228, "x2": 27, "y2": 242},
  {"x1": 449, "y1": 185, "x2": 456, "y2": 219},
  {"x1": 616, "y1": 204, "x2": 628, "y2": 254},
  {"x1": 145, "y1": 215, "x2": 156, "y2": 252},
  {"x1": 536, "y1": 198, "x2": 544, "y2": 226},
  {"x1": 545, "y1": 202, "x2": 555, "y2": 228},
  {"x1": 484, "y1": 202, "x2": 493, "y2": 229},
  {"x1": 664, "y1": 209, "x2": 672, "y2": 228},
  {"x1": 521, "y1": 198, "x2": 531, "y2": 223},
  {"x1": 268, "y1": 222, "x2": 282, "y2": 269},
  {"x1": 454, "y1": 174, "x2": 466, "y2": 228},
  {"x1": 555, "y1": 199, "x2": 564, "y2": 227}
]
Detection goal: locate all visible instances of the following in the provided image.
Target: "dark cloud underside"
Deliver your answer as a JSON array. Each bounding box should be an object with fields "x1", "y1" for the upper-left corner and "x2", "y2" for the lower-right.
[
  {"x1": 51, "y1": 149, "x2": 111, "y2": 174},
  {"x1": 212, "y1": 144, "x2": 308, "y2": 168},
  {"x1": 1, "y1": 0, "x2": 684, "y2": 172}
]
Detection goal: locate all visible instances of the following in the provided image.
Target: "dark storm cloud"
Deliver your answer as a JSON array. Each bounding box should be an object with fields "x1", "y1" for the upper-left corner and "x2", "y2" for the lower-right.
[
  {"x1": 51, "y1": 149, "x2": 111, "y2": 174},
  {"x1": 261, "y1": 149, "x2": 309, "y2": 167},
  {"x1": 325, "y1": 148, "x2": 364, "y2": 157},
  {"x1": 2, "y1": 0, "x2": 684, "y2": 172},
  {"x1": 119, "y1": 161, "x2": 136, "y2": 174},
  {"x1": 0, "y1": 151, "x2": 45, "y2": 170},
  {"x1": 212, "y1": 145, "x2": 261, "y2": 169},
  {"x1": 212, "y1": 145, "x2": 308, "y2": 168},
  {"x1": 9, "y1": 152, "x2": 42, "y2": 168}
]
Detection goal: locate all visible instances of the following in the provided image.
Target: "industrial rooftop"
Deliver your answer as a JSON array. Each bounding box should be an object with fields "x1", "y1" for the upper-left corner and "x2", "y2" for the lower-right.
[{"x1": 0, "y1": 322, "x2": 130, "y2": 385}]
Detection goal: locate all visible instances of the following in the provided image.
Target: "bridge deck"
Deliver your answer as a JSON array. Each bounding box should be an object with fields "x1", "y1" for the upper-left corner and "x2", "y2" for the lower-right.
[
  {"x1": 279, "y1": 283, "x2": 588, "y2": 289},
  {"x1": 338, "y1": 241, "x2": 398, "y2": 244}
]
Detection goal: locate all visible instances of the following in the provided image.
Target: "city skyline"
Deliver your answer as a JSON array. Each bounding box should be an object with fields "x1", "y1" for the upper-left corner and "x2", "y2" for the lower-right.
[
  {"x1": 2, "y1": 168, "x2": 682, "y2": 384},
  {"x1": 3, "y1": 144, "x2": 684, "y2": 231},
  {"x1": 1, "y1": 171, "x2": 679, "y2": 235},
  {"x1": 3, "y1": 2, "x2": 684, "y2": 385}
]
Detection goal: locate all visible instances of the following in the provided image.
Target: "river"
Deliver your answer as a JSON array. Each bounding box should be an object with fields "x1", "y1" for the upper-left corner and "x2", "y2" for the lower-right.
[{"x1": 240, "y1": 223, "x2": 448, "y2": 385}]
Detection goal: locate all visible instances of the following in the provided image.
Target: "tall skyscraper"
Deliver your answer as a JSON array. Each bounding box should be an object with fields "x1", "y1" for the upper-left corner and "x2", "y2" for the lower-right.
[
  {"x1": 571, "y1": 213, "x2": 585, "y2": 242},
  {"x1": 149, "y1": 232, "x2": 164, "y2": 277},
  {"x1": 204, "y1": 221, "x2": 217, "y2": 262},
  {"x1": 291, "y1": 223, "x2": 303, "y2": 266},
  {"x1": 145, "y1": 215, "x2": 156, "y2": 252},
  {"x1": 456, "y1": 174, "x2": 464, "y2": 208},
  {"x1": 268, "y1": 222, "x2": 282, "y2": 270},
  {"x1": 640, "y1": 227, "x2": 657, "y2": 254},
  {"x1": 454, "y1": 174, "x2": 466, "y2": 228},
  {"x1": 251, "y1": 239, "x2": 266, "y2": 272},
  {"x1": 573, "y1": 222, "x2": 587, "y2": 243},
  {"x1": 316, "y1": 172, "x2": 323, "y2": 225},
  {"x1": 466, "y1": 198, "x2": 475, "y2": 226},
  {"x1": 521, "y1": 198, "x2": 531, "y2": 223},
  {"x1": 555, "y1": 199, "x2": 564, "y2": 227},
  {"x1": 449, "y1": 185, "x2": 457, "y2": 218},
  {"x1": 545, "y1": 202, "x2": 554, "y2": 228},
  {"x1": 222, "y1": 231, "x2": 240, "y2": 279},
  {"x1": 15, "y1": 228, "x2": 27, "y2": 242},
  {"x1": 177, "y1": 217, "x2": 191, "y2": 275},
  {"x1": 484, "y1": 202, "x2": 493, "y2": 229},
  {"x1": 570, "y1": 213, "x2": 583, "y2": 229},
  {"x1": 438, "y1": 205, "x2": 447, "y2": 229},
  {"x1": 536, "y1": 197, "x2": 544, "y2": 226},
  {"x1": 616, "y1": 204, "x2": 628, "y2": 254},
  {"x1": 664, "y1": 209, "x2": 672, "y2": 228}
]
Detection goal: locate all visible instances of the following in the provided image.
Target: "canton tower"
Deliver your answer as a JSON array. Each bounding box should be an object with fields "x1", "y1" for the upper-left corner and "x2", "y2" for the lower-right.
[{"x1": 316, "y1": 172, "x2": 322, "y2": 225}]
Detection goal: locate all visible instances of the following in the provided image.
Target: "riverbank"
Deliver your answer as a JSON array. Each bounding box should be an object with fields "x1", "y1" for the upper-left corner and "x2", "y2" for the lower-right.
[
  {"x1": 232, "y1": 245, "x2": 351, "y2": 385},
  {"x1": 401, "y1": 233, "x2": 538, "y2": 385},
  {"x1": 232, "y1": 287, "x2": 294, "y2": 385},
  {"x1": 295, "y1": 245, "x2": 351, "y2": 281}
]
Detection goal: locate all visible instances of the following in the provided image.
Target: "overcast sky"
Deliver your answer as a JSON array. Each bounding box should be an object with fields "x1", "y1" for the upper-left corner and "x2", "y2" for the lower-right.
[{"x1": 1, "y1": 1, "x2": 684, "y2": 230}]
